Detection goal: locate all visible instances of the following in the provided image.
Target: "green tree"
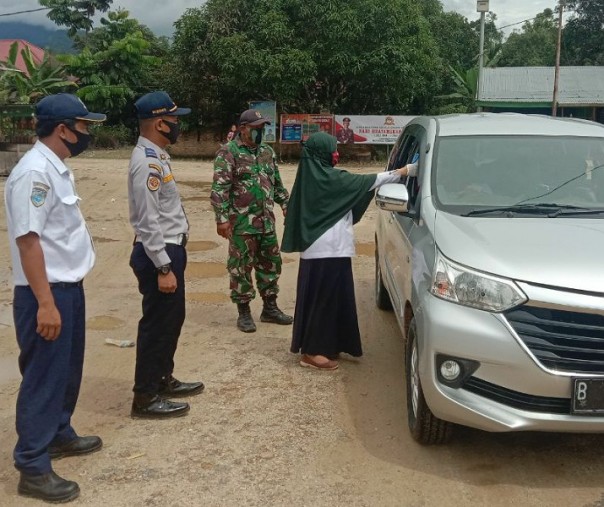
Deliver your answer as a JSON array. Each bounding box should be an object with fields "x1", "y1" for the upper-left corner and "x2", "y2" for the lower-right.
[
  {"x1": 467, "y1": 12, "x2": 503, "y2": 66},
  {"x1": 168, "y1": 0, "x2": 443, "y2": 125},
  {"x1": 0, "y1": 41, "x2": 75, "y2": 104},
  {"x1": 563, "y1": 0, "x2": 604, "y2": 65},
  {"x1": 421, "y1": 4, "x2": 478, "y2": 71},
  {"x1": 499, "y1": 9, "x2": 557, "y2": 67},
  {"x1": 40, "y1": 0, "x2": 113, "y2": 36},
  {"x1": 61, "y1": 10, "x2": 163, "y2": 122}
]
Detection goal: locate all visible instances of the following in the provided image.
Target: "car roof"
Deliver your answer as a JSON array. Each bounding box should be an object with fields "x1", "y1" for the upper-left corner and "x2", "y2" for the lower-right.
[{"x1": 430, "y1": 113, "x2": 604, "y2": 138}]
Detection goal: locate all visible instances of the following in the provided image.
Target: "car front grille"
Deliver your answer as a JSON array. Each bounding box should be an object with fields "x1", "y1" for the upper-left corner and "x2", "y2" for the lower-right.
[
  {"x1": 504, "y1": 305, "x2": 604, "y2": 374},
  {"x1": 463, "y1": 377, "x2": 570, "y2": 414}
]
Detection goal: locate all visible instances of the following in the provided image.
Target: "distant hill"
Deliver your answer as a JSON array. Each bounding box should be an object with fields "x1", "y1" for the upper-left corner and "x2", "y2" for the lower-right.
[{"x1": 0, "y1": 21, "x2": 73, "y2": 54}]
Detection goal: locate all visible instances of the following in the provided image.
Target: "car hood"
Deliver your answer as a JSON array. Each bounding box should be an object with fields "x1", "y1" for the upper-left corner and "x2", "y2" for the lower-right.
[{"x1": 435, "y1": 213, "x2": 604, "y2": 293}]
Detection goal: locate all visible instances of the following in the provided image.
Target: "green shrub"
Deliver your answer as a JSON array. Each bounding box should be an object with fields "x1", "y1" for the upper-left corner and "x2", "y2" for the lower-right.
[{"x1": 91, "y1": 124, "x2": 132, "y2": 148}]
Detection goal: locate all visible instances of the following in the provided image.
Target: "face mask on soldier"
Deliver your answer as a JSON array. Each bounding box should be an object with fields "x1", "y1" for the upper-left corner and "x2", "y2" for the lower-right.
[{"x1": 249, "y1": 127, "x2": 263, "y2": 146}]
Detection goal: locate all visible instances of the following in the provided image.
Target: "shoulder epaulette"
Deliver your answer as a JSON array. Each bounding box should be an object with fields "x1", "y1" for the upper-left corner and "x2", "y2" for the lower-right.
[{"x1": 145, "y1": 147, "x2": 158, "y2": 159}]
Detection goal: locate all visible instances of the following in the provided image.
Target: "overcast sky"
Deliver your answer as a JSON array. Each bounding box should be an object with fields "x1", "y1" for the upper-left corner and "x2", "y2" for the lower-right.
[{"x1": 2, "y1": 0, "x2": 558, "y2": 37}]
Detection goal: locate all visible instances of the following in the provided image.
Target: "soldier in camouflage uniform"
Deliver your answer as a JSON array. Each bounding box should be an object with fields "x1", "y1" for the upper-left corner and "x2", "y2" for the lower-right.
[{"x1": 211, "y1": 109, "x2": 293, "y2": 333}]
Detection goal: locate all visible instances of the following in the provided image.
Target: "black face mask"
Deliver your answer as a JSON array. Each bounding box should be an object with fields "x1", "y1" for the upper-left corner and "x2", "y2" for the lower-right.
[
  {"x1": 62, "y1": 126, "x2": 91, "y2": 157},
  {"x1": 160, "y1": 120, "x2": 180, "y2": 144},
  {"x1": 249, "y1": 127, "x2": 263, "y2": 145}
]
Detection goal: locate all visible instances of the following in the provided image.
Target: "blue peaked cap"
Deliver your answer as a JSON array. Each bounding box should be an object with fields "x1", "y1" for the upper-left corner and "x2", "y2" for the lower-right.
[{"x1": 135, "y1": 91, "x2": 191, "y2": 119}]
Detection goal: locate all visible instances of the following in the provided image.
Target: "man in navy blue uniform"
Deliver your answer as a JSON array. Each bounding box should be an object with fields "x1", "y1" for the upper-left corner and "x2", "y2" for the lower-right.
[{"x1": 4, "y1": 94, "x2": 106, "y2": 502}]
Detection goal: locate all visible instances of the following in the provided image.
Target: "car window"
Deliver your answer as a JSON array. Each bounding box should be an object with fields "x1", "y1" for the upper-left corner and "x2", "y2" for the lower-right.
[
  {"x1": 434, "y1": 135, "x2": 604, "y2": 213},
  {"x1": 386, "y1": 133, "x2": 406, "y2": 171},
  {"x1": 398, "y1": 131, "x2": 424, "y2": 209}
]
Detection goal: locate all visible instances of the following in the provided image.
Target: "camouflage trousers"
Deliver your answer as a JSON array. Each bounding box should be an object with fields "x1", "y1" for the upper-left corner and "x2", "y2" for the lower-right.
[{"x1": 227, "y1": 232, "x2": 282, "y2": 304}]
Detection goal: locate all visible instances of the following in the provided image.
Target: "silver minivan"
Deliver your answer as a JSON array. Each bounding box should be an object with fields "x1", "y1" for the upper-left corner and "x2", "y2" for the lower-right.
[{"x1": 375, "y1": 113, "x2": 604, "y2": 444}]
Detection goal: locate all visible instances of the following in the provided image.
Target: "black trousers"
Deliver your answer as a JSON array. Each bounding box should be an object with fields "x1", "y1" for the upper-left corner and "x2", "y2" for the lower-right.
[{"x1": 130, "y1": 243, "x2": 187, "y2": 395}]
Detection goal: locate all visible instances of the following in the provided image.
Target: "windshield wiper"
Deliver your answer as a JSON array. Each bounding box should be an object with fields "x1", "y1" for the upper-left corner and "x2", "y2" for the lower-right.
[
  {"x1": 462, "y1": 203, "x2": 588, "y2": 217},
  {"x1": 547, "y1": 207, "x2": 604, "y2": 217}
]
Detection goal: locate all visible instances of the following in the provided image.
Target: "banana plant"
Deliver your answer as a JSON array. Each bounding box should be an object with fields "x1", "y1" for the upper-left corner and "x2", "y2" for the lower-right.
[{"x1": 0, "y1": 42, "x2": 76, "y2": 104}]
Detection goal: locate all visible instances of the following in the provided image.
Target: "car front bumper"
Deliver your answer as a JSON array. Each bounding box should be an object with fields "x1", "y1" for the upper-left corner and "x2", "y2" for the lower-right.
[{"x1": 416, "y1": 293, "x2": 604, "y2": 433}]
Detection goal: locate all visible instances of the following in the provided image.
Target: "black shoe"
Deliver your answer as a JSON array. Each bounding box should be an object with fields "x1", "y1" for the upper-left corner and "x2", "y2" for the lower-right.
[
  {"x1": 159, "y1": 375, "x2": 205, "y2": 397},
  {"x1": 18, "y1": 471, "x2": 80, "y2": 503},
  {"x1": 48, "y1": 435, "x2": 103, "y2": 460},
  {"x1": 131, "y1": 394, "x2": 190, "y2": 419},
  {"x1": 260, "y1": 296, "x2": 294, "y2": 325},
  {"x1": 237, "y1": 303, "x2": 257, "y2": 333}
]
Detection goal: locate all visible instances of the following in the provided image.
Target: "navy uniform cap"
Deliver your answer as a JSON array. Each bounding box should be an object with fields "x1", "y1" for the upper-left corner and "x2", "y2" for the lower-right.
[
  {"x1": 239, "y1": 109, "x2": 271, "y2": 126},
  {"x1": 135, "y1": 91, "x2": 191, "y2": 119},
  {"x1": 36, "y1": 93, "x2": 106, "y2": 122}
]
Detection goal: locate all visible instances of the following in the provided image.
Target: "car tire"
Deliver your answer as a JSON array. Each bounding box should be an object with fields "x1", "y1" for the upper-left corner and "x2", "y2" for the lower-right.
[
  {"x1": 375, "y1": 246, "x2": 393, "y2": 311},
  {"x1": 405, "y1": 318, "x2": 452, "y2": 445}
]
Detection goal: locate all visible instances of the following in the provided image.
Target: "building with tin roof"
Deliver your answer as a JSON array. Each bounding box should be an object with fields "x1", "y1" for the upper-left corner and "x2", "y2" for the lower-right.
[
  {"x1": 0, "y1": 39, "x2": 45, "y2": 77},
  {"x1": 477, "y1": 66, "x2": 604, "y2": 123}
]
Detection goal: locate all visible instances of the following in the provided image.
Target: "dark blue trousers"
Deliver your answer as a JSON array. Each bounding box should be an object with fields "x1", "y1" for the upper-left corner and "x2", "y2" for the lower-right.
[
  {"x1": 13, "y1": 285, "x2": 85, "y2": 475},
  {"x1": 130, "y1": 243, "x2": 187, "y2": 395}
]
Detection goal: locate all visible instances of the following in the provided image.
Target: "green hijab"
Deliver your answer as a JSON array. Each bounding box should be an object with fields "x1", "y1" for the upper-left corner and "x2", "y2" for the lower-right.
[{"x1": 281, "y1": 132, "x2": 377, "y2": 253}]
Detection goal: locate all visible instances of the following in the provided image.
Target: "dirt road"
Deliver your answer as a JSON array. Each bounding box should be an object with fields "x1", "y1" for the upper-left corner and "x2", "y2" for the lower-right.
[{"x1": 0, "y1": 154, "x2": 603, "y2": 506}]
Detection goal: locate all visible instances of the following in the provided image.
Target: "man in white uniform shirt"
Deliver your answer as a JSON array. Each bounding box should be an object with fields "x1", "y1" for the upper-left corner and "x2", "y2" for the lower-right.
[{"x1": 4, "y1": 94, "x2": 105, "y2": 503}]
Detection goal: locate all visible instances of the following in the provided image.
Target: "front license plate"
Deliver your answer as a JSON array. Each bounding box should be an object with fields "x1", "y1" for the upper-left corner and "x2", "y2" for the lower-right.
[{"x1": 571, "y1": 378, "x2": 604, "y2": 415}]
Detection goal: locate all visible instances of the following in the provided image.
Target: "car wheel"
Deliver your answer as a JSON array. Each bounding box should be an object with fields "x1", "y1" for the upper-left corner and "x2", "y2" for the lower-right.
[
  {"x1": 405, "y1": 318, "x2": 452, "y2": 445},
  {"x1": 375, "y1": 247, "x2": 392, "y2": 311}
]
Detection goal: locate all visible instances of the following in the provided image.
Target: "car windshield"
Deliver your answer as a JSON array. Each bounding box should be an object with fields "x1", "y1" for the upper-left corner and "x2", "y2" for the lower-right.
[{"x1": 434, "y1": 135, "x2": 604, "y2": 216}]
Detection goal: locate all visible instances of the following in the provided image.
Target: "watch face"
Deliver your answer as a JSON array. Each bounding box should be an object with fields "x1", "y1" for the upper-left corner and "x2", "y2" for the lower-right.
[{"x1": 159, "y1": 265, "x2": 171, "y2": 275}]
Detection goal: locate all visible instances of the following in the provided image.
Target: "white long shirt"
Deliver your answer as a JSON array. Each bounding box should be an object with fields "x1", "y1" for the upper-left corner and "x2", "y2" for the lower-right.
[
  {"x1": 301, "y1": 169, "x2": 407, "y2": 259},
  {"x1": 4, "y1": 141, "x2": 95, "y2": 285}
]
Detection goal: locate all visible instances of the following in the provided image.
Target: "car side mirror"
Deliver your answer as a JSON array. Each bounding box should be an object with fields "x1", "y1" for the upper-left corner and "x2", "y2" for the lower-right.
[{"x1": 375, "y1": 183, "x2": 409, "y2": 213}]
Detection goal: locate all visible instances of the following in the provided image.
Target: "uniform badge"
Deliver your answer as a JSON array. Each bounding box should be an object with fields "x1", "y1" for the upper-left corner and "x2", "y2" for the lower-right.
[
  {"x1": 30, "y1": 185, "x2": 48, "y2": 207},
  {"x1": 147, "y1": 173, "x2": 161, "y2": 192},
  {"x1": 149, "y1": 163, "x2": 163, "y2": 175},
  {"x1": 145, "y1": 147, "x2": 158, "y2": 159}
]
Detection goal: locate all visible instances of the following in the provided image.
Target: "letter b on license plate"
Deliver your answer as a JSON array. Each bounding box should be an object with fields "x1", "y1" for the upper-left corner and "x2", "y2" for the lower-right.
[{"x1": 572, "y1": 378, "x2": 604, "y2": 415}]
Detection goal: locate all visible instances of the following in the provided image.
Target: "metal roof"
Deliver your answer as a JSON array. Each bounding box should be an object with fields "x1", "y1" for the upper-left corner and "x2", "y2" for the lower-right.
[
  {"x1": 434, "y1": 112, "x2": 604, "y2": 137},
  {"x1": 0, "y1": 40, "x2": 45, "y2": 77},
  {"x1": 478, "y1": 67, "x2": 604, "y2": 106}
]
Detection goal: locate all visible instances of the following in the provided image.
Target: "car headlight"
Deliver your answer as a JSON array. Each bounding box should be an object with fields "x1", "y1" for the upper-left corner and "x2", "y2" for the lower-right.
[{"x1": 430, "y1": 250, "x2": 527, "y2": 312}]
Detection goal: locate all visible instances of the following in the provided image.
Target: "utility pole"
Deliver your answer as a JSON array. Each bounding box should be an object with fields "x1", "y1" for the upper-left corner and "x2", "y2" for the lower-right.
[
  {"x1": 476, "y1": 1, "x2": 490, "y2": 112},
  {"x1": 552, "y1": 0, "x2": 565, "y2": 117}
]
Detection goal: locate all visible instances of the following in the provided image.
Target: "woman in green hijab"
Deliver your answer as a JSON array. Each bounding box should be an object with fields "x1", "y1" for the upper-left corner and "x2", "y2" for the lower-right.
[{"x1": 282, "y1": 132, "x2": 415, "y2": 370}]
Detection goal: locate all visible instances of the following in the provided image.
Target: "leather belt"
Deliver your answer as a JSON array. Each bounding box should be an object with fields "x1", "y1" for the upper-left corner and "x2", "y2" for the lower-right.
[
  {"x1": 49, "y1": 280, "x2": 83, "y2": 288},
  {"x1": 134, "y1": 233, "x2": 188, "y2": 248},
  {"x1": 166, "y1": 233, "x2": 188, "y2": 247}
]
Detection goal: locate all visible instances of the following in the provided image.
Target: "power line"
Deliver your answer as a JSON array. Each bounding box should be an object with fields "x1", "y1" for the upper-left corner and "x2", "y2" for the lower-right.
[
  {"x1": 0, "y1": 7, "x2": 50, "y2": 18},
  {"x1": 498, "y1": 17, "x2": 537, "y2": 31}
]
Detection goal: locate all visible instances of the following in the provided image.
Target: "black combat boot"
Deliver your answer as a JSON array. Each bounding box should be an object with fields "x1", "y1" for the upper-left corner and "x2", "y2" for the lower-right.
[
  {"x1": 18, "y1": 471, "x2": 80, "y2": 503},
  {"x1": 260, "y1": 296, "x2": 293, "y2": 325},
  {"x1": 237, "y1": 303, "x2": 257, "y2": 333}
]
